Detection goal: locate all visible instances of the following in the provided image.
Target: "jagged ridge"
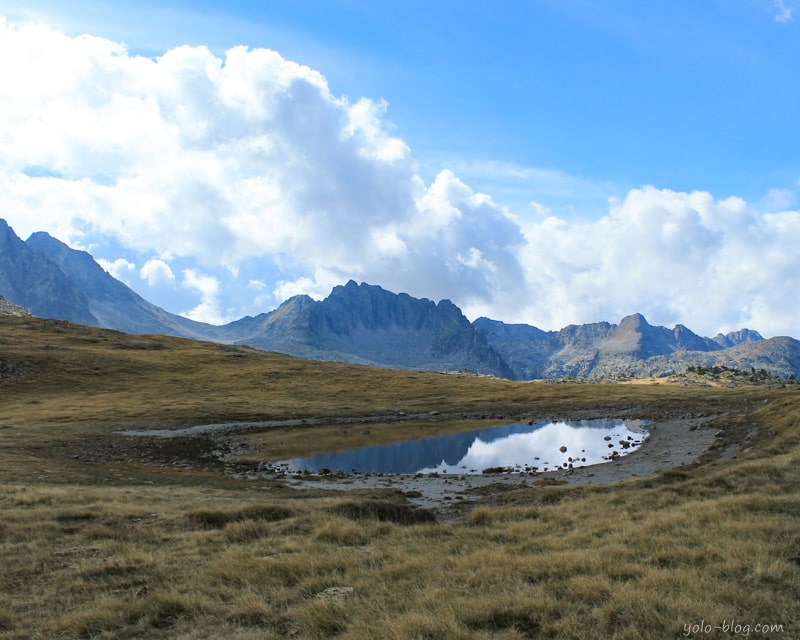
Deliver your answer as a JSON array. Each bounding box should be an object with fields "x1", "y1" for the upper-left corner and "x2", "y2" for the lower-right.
[
  {"x1": 1, "y1": 218, "x2": 797, "y2": 380},
  {"x1": 472, "y1": 314, "x2": 788, "y2": 379},
  {"x1": 231, "y1": 280, "x2": 515, "y2": 377}
]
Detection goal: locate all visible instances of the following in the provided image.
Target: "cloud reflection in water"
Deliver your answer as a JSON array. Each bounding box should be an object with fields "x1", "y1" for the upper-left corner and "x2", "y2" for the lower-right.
[{"x1": 277, "y1": 419, "x2": 649, "y2": 475}]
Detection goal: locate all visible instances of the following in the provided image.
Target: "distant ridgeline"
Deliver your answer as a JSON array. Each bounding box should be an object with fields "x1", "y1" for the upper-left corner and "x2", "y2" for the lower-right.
[{"x1": 1, "y1": 218, "x2": 799, "y2": 380}]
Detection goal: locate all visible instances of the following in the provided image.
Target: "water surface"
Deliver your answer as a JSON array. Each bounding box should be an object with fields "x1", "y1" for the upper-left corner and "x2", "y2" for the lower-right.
[{"x1": 271, "y1": 418, "x2": 649, "y2": 475}]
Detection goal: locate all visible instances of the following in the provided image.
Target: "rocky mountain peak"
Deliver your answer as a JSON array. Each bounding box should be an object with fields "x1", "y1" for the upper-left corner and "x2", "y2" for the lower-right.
[
  {"x1": 0, "y1": 219, "x2": 26, "y2": 254},
  {"x1": 713, "y1": 329, "x2": 765, "y2": 348},
  {"x1": 26, "y1": 231, "x2": 127, "y2": 303},
  {"x1": 472, "y1": 317, "x2": 548, "y2": 342},
  {"x1": 0, "y1": 220, "x2": 97, "y2": 325},
  {"x1": 0, "y1": 219, "x2": 221, "y2": 339},
  {"x1": 618, "y1": 313, "x2": 649, "y2": 330},
  {"x1": 237, "y1": 280, "x2": 513, "y2": 377}
]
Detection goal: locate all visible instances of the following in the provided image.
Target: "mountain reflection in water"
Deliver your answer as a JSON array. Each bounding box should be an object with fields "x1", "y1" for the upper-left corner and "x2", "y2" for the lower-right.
[{"x1": 274, "y1": 419, "x2": 649, "y2": 475}]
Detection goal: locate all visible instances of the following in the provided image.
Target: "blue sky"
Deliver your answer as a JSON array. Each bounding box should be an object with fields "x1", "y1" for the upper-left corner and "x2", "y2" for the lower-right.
[
  {"x1": 8, "y1": 0, "x2": 798, "y2": 206},
  {"x1": 1, "y1": 0, "x2": 799, "y2": 336}
]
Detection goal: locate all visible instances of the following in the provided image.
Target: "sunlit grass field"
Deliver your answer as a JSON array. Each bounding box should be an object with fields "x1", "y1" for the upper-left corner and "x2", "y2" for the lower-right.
[{"x1": 1, "y1": 316, "x2": 797, "y2": 639}]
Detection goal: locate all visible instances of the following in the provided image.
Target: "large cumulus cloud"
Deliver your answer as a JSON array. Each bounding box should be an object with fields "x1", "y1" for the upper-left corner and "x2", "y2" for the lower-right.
[
  {"x1": 0, "y1": 19, "x2": 525, "y2": 319},
  {"x1": 518, "y1": 188, "x2": 800, "y2": 337},
  {"x1": 0, "y1": 19, "x2": 798, "y2": 336}
]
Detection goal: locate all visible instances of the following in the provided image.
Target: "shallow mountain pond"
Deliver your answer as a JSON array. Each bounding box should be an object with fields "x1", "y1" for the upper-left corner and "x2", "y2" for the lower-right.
[{"x1": 269, "y1": 418, "x2": 649, "y2": 475}]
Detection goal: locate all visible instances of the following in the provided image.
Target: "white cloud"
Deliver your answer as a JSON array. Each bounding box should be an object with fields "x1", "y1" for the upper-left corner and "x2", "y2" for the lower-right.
[
  {"x1": 529, "y1": 200, "x2": 552, "y2": 218},
  {"x1": 273, "y1": 276, "x2": 327, "y2": 303},
  {"x1": 761, "y1": 188, "x2": 797, "y2": 210},
  {"x1": 139, "y1": 259, "x2": 175, "y2": 286},
  {"x1": 773, "y1": 0, "x2": 793, "y2": 22},
  {"x1": 439, "y1": 158, "x2": 620, "y2": 221},
  {"x1": 97, "y1": 257, "x2": 136, "y2": 283},
  {"x1": 515, "y1": 186, "x2": 800, "y2": 337},
  {"x1": 180, "y1": 268, "x2": 226, "y2": 324},
  {"x1": 0, "y1": 19, "x2": 526, "y2": 317},
  {"x1": 0, "y1": 19, "x2": 799, "y2": 339}
]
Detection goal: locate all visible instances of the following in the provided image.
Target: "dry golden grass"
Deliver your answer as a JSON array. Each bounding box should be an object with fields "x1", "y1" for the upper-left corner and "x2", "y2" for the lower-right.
[{"x1": 0, "y1": 316, "x2": 798, "y2": 639}]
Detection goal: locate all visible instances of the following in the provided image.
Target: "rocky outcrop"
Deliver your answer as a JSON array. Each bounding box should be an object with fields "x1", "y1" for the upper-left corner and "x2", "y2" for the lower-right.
[{"x1": 0, "y1": 294, "x2": 31, "y2": 317}]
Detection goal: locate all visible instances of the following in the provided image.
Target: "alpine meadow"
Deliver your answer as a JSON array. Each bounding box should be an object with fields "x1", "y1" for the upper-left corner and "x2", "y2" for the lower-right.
[
  {"x1": 0, "y1": 315, "x2": 798, "y2": 638},
  {"x1": 1, "y1": 2, "x2": 800, "y2": 638}
]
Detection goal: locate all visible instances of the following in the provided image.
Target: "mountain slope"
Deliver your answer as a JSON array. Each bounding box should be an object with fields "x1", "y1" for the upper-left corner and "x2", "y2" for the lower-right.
[
  {"x1": 629, "y1": 336, "x2": 800, "y2": 380},
  {"x1": 0, "y1": 220, "x2": 98, "y2": 325},
  {"x1": 22, "y1": 230, "x2": 221, "y2": 340},
  {"x1": 235, "y1": 281, "x2": 515, "y2": 377}
]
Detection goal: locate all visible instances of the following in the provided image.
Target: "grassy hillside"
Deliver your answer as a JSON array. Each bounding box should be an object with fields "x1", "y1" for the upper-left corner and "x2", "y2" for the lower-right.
[{"x1": 0, "y1": 316, "x2": 797, "y2": 639}]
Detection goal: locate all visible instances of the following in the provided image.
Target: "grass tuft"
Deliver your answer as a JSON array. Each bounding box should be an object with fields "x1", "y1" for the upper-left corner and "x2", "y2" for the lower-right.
[
  {"x1": 294, "y1": 598, "x2": 351, "y2": 638},
  {"x1": 226, "y1": 591, "x2": 276, "y2": 627},
  {"x1": 331, "y1": 499, "x2": 437, "y2": 525},
  {"x1": 313, "y1": 517, "x2": 370, "y2": 546},
  {"x1": 465, "y1": 506, "x2": 494, "y2": 526},
  {"x1": 462, "y1": 607, "x2": 540, "y2": 635},
  {"x1": 0, "y1": 608, "x2": 14, "y2": 631},
  {"x1": 188, "y1": 504, "x2": 293, "y2": 529},
  {"x1": 148, "y1": 589, "x2": 196, "y2": 630}
]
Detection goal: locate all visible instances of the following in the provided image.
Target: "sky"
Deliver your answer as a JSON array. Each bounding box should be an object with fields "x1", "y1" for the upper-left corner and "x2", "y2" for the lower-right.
[{"x1": 0, "y1": 0, "x2": 799, "y2": 337}]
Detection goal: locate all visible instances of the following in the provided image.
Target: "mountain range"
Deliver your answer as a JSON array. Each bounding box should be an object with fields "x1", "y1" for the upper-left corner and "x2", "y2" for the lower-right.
[{"x1": 2, "y1": 218, "x2": 798, "y2": 380}]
